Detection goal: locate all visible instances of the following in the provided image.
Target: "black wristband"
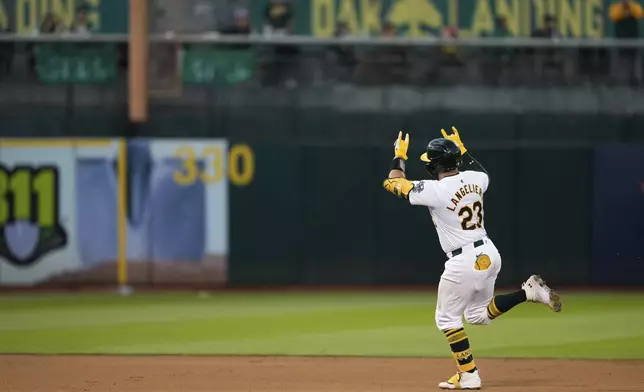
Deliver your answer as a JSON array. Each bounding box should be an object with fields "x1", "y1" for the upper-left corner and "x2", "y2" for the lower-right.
[{"x1": 390, "y1": 157, "x2": 406, "y2": 172}]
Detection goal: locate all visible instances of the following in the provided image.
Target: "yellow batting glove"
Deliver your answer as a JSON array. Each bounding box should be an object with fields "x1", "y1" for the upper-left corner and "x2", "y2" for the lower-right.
[
  {"x1": 393, "y1": 131, "x2": 410, "y2": 160},
  {"x1": 441, "y1": 126, "x2": 467, "y2": 155},
  {"x1": 383, "y1": 177, "x2": 414, "y2": 199}
]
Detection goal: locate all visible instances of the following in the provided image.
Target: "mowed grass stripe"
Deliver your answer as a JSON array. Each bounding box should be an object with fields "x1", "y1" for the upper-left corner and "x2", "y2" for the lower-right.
[
  {"x1": 0, "y1": 292, "x2": 643, "y2": 358},
  {"x1": 96, "y1": 309, "x2": 644, "y2": 358},
  {"x1": 0, "y1": 305, "x2": 434, "y2": 353},
  {"x1": 0, "y1": 295, "x2": 436, "y2": 332},
  {"x1": 0, "y1": 292, "x2": 434, "y2": 310}
]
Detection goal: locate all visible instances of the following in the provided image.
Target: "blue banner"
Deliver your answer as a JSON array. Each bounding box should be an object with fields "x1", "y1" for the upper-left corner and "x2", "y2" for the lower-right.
[{"x1": 592, "y1": 145, "x2": 644, "y2": 285}]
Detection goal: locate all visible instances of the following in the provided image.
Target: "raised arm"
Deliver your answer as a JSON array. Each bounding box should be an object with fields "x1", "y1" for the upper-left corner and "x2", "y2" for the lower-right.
[
  {"x1": 440, "y1": 127, "x2": 487, "y2": 175},
  {"x1": 388, "y1": 131, "x2": 407, "y2": 179},
  {"x1": 383, "y1": 132, "x2": 414, "y2": 199}
]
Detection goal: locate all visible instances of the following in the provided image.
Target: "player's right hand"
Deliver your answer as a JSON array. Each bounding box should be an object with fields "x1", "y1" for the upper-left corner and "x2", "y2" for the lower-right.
[
  {"x1": 394, "y1": 131, "x2": 410, "y2": 160},
  {"x1": 383, "y1": 177, "x2": 413, "y2": 199},
  {"x1": 441, "y1": 126, "x2": 468, "y2": 155}
]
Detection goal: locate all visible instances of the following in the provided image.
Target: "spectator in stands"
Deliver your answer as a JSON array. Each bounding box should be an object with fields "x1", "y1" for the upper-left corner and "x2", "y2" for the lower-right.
[
  {"x1": 39, "y1": 12, "x2": 63, "y2": 34},
  {"x1": 531, "y1": 14, "x2": 562, "y2": 39},
  {"x1": 217, "y1": 8, "x2": 252, "y2": 53},
  {"x1": 531, "y1": 15, "x2": 566, "y2": 84},
  {"x1": 609, "y1": 1, "x2": 643, "y2": 83},
  {"x1": 325, "y1": 21, "x2": 357, "y2": 82},
  {"x1": 610, "y1": 0, "x2": 643, "y2": 38},
  {"x1": 441, "y1": 26, "x2": 462, "y2": 65},
  {"x1": 356, "y1": 21, "x2": 408, "y2": 85},
  {"x1": 334, "y1": 21, "x2": 351, "y2": 38},
  {"x1": 487, "y1": 16, "x2": 514, "y2": 54},
  {"x1": 481, "y1": 16, "x2": 516, "y2": 84},
  {"x1": 219, "y1": 8, "x2": 252, "y2": 47},
  {"x1": 381, "y1": 21, "x2": 398, "y2": 37},
  {"x1": 232, "y1": 9, "x2": 251, "y2": 35},
  {"x1": 486, "y1": 16, "x2": 515, "y2": 55},
  {"x1": 263, "y1": 0, "x2": 294, "y2": 36},
  {"x1": 26, "y1": 12, "x2": 64, "y2": 74},
  {"x1": 489, "y1": 16, "x2": 512, "y2": 38},
  {"x1": 219, "y1": 8, "x2": 251, "y2": 36},
  {"x1": 261, "y1": 0, "x2": 299, "y2": 87},
  {"x1": 485, "y1": 15, "x2": 516, "y2": 84},
  {"x1": 70, "y1": 4, "x2": 94, "y2": 34}
]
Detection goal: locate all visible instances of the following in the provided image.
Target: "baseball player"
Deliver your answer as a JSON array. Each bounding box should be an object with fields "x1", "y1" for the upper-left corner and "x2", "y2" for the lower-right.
[{"x1": 383, "y1": 128, "x2": 562, "y2": 390}]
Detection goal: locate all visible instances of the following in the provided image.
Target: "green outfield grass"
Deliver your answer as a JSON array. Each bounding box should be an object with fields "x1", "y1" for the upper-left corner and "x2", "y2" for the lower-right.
[{"x1": 0, "y1": 291, "x2": 643, "y2": 359}]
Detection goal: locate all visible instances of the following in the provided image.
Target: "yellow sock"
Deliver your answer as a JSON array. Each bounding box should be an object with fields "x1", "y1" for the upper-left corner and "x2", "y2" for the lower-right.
[
  {"x1": 487, "y1": 297, "x2": 503, "y2": 320},
  {"x1": 444, "y1": 327, "x2": 477, "y2": 373}
]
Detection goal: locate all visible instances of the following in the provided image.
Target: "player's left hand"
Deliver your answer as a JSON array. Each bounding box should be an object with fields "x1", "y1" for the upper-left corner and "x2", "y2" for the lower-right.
[
  {"x1": 441, "y1": 126, "x2": 467, "y2": 155},
  {"x1": 394, "y1": 131, "x2": 410, "y2": 160}
]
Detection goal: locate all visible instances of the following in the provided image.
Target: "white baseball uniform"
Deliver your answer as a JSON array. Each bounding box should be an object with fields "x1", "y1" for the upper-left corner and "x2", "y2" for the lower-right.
[{"x1": 409, "y1": 170, "x2": 501, "y2": 331}]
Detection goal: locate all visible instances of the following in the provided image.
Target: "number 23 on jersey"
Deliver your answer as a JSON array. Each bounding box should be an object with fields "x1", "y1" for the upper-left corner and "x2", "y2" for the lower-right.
[{"x1": 458, "y1": 201, "x2": 483, "y2": 230}]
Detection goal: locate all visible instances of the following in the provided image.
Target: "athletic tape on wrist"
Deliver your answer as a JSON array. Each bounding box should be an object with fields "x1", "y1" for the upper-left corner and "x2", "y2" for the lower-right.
[{"x1": 390, "y1": 157, "x2": 406, "y2": 172}]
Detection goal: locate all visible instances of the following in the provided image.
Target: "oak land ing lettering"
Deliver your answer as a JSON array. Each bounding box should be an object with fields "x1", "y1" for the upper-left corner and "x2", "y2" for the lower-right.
[
  {"x1": 311, "y1": 0, "x2": 606, "y2": 38},
  {"x1": 0, "y1": 0, "x2": 619, "y2": 37}
]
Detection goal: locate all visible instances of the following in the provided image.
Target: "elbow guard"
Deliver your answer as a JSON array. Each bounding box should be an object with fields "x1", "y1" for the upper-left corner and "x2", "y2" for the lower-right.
[{"x1": 383, "y1": 178, "x2": 414, "y2": 199}]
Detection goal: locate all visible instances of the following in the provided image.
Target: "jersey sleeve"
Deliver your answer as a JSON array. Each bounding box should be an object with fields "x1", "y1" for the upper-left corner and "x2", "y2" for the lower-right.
[
  {"x1": 479, "y1": 172, "x2": 490, "y2": 193},
  {"x1": 461, "y1": 152, "x2": 489, "y2": 192},
  {"x1": 408, "y1": 180, "x2": 439, "y2": 207}
]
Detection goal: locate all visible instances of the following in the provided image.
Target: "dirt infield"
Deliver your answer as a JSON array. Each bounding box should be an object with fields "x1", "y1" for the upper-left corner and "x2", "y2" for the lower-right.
[{"x1": 2, "y1": 355, "x2": 644, "y2": 391}]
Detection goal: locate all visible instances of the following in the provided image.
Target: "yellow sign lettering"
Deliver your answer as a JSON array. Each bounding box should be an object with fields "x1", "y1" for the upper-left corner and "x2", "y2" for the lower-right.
[
  {"x1": 173, "y1": 146, "x2": 224, "y2": 186},
  {"x1": 471, "y1": 0, "x2": 494, "y2": 37},
  {"x1": 533, "y1": 0, "x2": 555, "y2": 30},
  {"x1": 313, "y1": 0, "x2": 335, "y2": 37},
  {"x1": 9, "y1": 169, "x2": 31, "y2": 220},
  {"x1": 17, "y1": 0, "x2": 37, "y2": 34},
  {"x1": 200, "y1": 146, "x2": 225, "y2": 184},
  {"x1": 174, "y1": 146, "x2": 199, "y2": 186},
  {"x1": 448, "y1": 0, "x2": 457, "y2": 27},
  {"x1": 33, "y1": 168, "x2": 56, "y2": 227},
  {"x1": 39, "y1": 0, "x2": 48, "y2": 18},
  {"x1": 496, "y1": 0, "x2": 520, "y2": 36},
  {"x1": 520, "y1": 0, "x2": 530, "y2": 36},
  {"x1": 559, "y1": 0, "x2": 581, "y2": 37},
  {"x1": 0, "y1": 167, "x2": 57, "y2": 227},
  {"x1": 361, "y1": 0, "x2": 381, "y2": 35},
  {"x1": 52, "y1": 0, "x2": 74, "y2": 27},
  {"x1": 585, "y1": 0, "x2": 603, "y2": 38},
  {"x1": 229, "y1": 145, "x2": 255, "y2": 187},
  {"x1": 173, "y1": 145, "x2": 254, "y2": 186},
  {"x1": 0, "y1": 0, "x2": 7, "y2": 30},
  {"x1": 14, "y1": 0, "x2": 99, "y2": 34},
  {"x1": 338, "y1": 0, "x2": 359, "y2": 33}
]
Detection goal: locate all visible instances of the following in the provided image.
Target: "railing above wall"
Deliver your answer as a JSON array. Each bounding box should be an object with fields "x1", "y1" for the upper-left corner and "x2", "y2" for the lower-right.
[{"x1": 1, "y1": 33, "x2": 643, "y2": 115}]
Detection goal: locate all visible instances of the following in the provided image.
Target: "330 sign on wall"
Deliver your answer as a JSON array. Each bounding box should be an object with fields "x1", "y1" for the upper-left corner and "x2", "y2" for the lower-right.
[{"x1": 172, "y1": 144, "x2": 255, "y2": 186}]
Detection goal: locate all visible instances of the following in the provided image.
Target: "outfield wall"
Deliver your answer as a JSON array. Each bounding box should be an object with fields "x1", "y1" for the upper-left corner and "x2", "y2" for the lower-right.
[
  {"x1": 1, "y1": 103, "x2": 643, "y2": 287},
  {"x1": 0, "y1": 137, "x2": 642, "y2": 288}
]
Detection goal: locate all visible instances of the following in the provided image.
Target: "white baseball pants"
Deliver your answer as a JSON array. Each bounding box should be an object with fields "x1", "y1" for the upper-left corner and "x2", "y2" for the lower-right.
[{"x1": 435, "y1": 237, "x2": 502, "y2": 331}]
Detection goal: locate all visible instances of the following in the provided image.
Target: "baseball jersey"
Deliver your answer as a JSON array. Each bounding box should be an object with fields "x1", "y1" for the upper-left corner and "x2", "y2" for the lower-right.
[{"x1": 409, "y1": 171, "x2": 489, "y2": 254}]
